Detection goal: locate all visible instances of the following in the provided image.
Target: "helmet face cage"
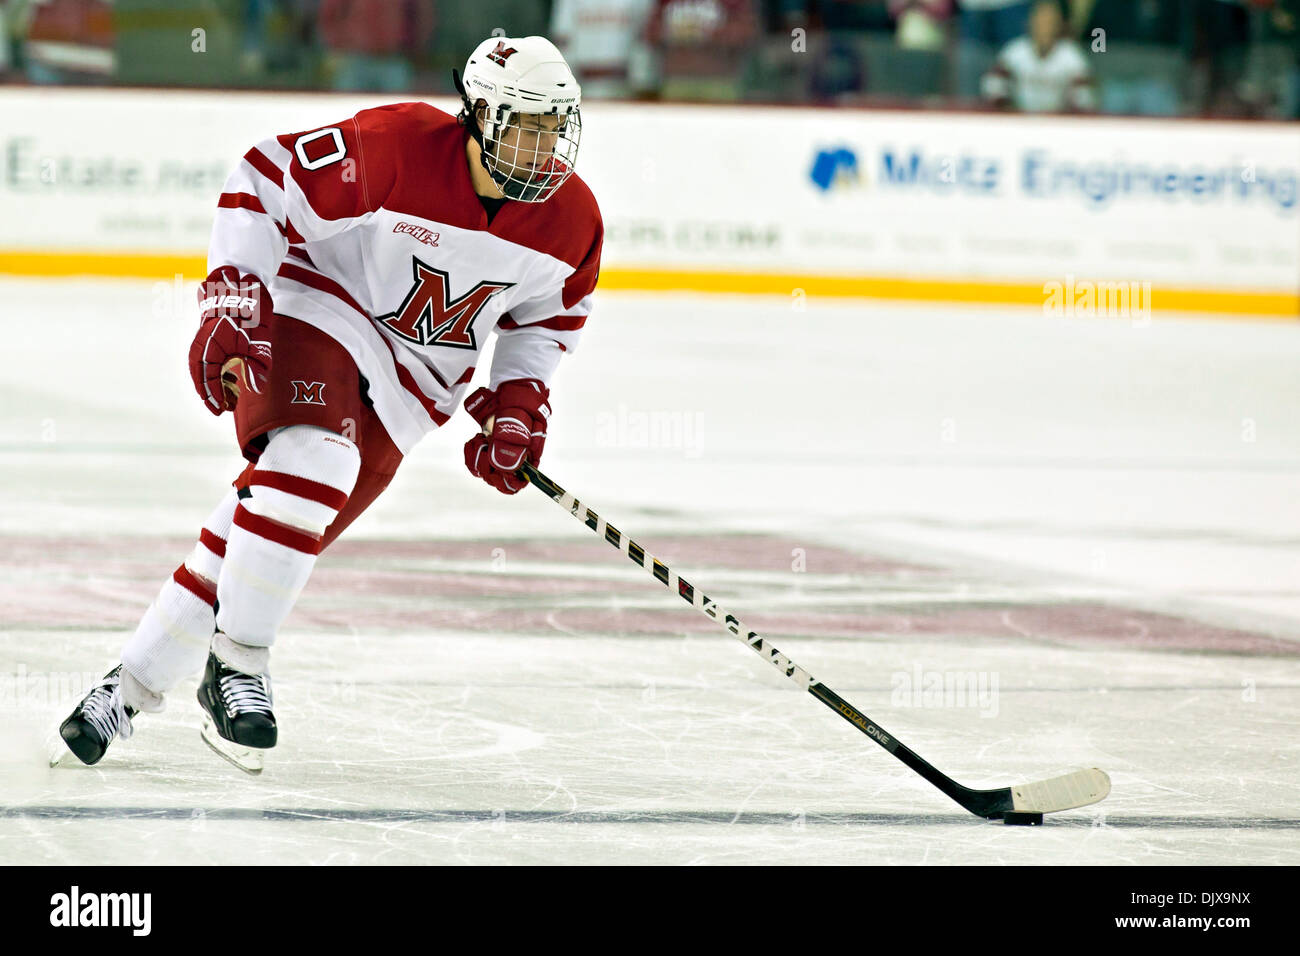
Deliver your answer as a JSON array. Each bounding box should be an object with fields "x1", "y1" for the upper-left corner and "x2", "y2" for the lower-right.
[{"x1": 478, "y1": 103, "x2": 581, "y2": 204}]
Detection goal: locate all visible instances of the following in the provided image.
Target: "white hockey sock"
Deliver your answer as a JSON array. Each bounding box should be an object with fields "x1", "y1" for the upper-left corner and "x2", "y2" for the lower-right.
[
  {"x1": 216, "y1": 426, "x2": 360, "y2": 648},
  {"x1": 121, "y1": 488, "x2": 238, "y2": 703},
  {"x1": 211, "y1": 630, "x2": 270, "y2": 676}
]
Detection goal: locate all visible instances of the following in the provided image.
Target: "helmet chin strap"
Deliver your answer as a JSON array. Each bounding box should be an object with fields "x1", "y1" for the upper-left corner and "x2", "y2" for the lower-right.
[{"x1": 452, "y1": 67, "x2": 508, "y2": 192}]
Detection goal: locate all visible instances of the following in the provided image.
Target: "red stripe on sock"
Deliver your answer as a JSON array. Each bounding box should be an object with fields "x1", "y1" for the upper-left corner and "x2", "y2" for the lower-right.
[
  {"x1": 233, "y1": 504, "x2": 321, "y2": 555},
  {"x1": 173, "y1": 564, "x2": 216, "y2": 605},
  {"x1": 199, "y1": 528, "x2": 227, "y2": 558},
  {"x1": 249, "y1": 470, "x2": 349, "y2": 511}
]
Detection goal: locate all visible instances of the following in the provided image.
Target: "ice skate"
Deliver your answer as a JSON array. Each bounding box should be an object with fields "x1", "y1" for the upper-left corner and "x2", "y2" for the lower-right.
[
  {"x1": 55, "y1": 666, "x2": 138, "y2": 767},
  {"x1": 197, "y1": 634, "x2": 277, "y2": 774}
]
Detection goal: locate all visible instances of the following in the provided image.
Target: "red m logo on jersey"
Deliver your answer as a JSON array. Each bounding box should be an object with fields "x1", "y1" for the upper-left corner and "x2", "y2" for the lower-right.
[
  {"x1": 290, "y1": 380, "x2": 326, "y2": 405},
  {"x1": 378, "y1": 259, "x2": 513, "y2": 350},
  {"x1": 487, "y1": 42, "x2": 518, "y2": 67}
]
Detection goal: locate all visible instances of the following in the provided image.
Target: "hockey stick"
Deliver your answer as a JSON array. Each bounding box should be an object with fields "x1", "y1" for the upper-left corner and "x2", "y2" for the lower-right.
[{"x1": 518, "y1": 462, "x2": 1110, "y2": 820}]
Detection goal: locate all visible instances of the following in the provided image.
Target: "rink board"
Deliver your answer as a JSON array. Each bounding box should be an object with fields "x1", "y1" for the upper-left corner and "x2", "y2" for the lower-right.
[{"x1": 0, "y1": 88, "x2": 1296, "y2": 317}]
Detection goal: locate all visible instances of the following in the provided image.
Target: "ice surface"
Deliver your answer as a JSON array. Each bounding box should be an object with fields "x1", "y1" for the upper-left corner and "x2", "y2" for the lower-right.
[{"x1": 1, "y1": 278, "x2": 1298, "y2": 864}]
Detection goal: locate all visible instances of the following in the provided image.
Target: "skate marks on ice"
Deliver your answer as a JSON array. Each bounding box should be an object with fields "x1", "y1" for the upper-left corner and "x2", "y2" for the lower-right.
[
  {"x1": 3, "y1": 530, "x2": 1295, "y2": 655},
  {"x1": 4, "y1": 530, "x2": 1300, "y2": 864}
]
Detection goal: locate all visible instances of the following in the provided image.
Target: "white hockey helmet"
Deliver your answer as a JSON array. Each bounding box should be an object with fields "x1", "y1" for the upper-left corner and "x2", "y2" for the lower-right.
[{"x1": 454, "y1": 35, "x2": 582, "y2": 204}]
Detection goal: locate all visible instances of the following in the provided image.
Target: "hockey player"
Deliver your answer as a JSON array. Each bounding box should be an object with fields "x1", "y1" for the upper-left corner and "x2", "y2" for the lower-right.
[{"x1": 57, "y1": 35, "x2": 602, "y2": 772}]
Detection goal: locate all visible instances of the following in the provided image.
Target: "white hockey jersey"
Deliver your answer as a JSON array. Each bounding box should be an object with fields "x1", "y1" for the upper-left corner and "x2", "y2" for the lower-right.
[
  {"x1": 207, "y1": 102, "x2": 604, "y2": 455},
  {"x1": 983, "y1": 37, "x2": 1095, "y2": 114}
]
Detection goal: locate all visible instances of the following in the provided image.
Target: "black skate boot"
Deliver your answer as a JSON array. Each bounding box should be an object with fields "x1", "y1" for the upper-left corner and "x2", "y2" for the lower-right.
[
  {"x1": 58, "y1": 666, "x2": 137, "y2": 766},
  {"x1": 197, "y1": 636, "x2": 276, "y2": 774}
]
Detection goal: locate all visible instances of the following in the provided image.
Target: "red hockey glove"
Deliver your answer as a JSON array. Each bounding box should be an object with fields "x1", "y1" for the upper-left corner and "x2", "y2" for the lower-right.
[
  {"x1": 462, "y1": 379, "x2": 551, "y2": 495},
  {"x1": 188, "y1": 266, "x2": 273, "y2": 415}
]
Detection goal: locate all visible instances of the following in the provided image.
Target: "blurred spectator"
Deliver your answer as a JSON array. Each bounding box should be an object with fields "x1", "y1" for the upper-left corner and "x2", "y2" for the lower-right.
[
  {"x1": 820, "y1": 1, "x2": 895, "y2": 31},
  {"x1": 790, "y1": 3, "x2": 893, "y2": 103},
  {"x1": 889, "y1": 0, "x2": 953, "y2": 52},
  {"x1": 426, "y1": 1, "x2": 552, "y2": 95},
  {"x1": 644, "y1": 0, "x2": 761, "y2": 100},
  {"x1": 551, "y1": 0, "x2": 656, "y2": 98},
  {"x1": 318, "y1": 0, "x2": 433, "y2": 92},
  {"x1": 240, "y1": 0, "x2": 318, "y2": 79},
  {"x1": 774, "y1": 1, "x2": 893, "y2": 32},
  {"x1": 0, "y1": 2, "x2": 11, "y2": 77},
  {"x1": 1181, "y1": 0, "x2": 1254, "y2": 116},
  {"x1": 809, "y1": 32, "x2": 867, "y2": 100},
  {"x1": 1237, "y1": 0, "x2": 1300, "y2": 117},
  {"x1": 959, "y1": 0, "x2": 1031, "y2": 43},
  {"x1": 1270, "y1": 0, "x2": 1300, "y2": 117},
  {"x1": 873, "y1": 0, "x2": 952, "y2": 98},
  {"x1": 1077, "y1": 0, "x2": 1181, "y2": 116},
  {"x1": 18, "y1": 0, "x2": 115, "y2": 84},
  {"x1": 0, "y1": 0, "x2": 1289, "y2": 119},
  {"x1": 956, "y1": 0, "x2": 1031, "y2": 96},
  {"x1": 982, "y1": 0, "x2": 1094, "y2": 111},
  {"x1": 240, "y1": 0, "x2": 274, "y2": 76}
]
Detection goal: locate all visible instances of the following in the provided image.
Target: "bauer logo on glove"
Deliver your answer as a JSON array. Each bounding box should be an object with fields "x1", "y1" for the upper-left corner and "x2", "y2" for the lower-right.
[{"x1": 188, "y1": 267, "x2": 273, "y2": 415}]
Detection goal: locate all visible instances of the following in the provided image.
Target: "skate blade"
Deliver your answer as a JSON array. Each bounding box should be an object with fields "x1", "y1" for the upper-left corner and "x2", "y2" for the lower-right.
[
  {"x1": 201, "y1": 714, "x2": 266, "y2": 775},
  {"x1": 46, "y1": 730, "x2": 76, "y2": 768}
]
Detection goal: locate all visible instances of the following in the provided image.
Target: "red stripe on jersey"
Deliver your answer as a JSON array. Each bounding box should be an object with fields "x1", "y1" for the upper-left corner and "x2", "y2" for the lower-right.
[
  {"x1": 172, "y1": 564, "x2": 216, "y2": 605},
  {"x1": 244, "y1": 147, "x2": 285, "y2": 189},
  {"x1": 233, "y1": 504, "x2": 321, "y2": 555},
  {"x1": 286, "y1": 245, "x2": 317, "y2": 269},
  {"x1": 284, "y1": 217, "x2": 306, "y2": 245},
  {"x1": 497, "y1": 314, "x2": 587, "y2": 333},
  {"x1": 277, "y1": 261, "x2": 369, "y2": 318},
  {"x1": 248, "y1": 470, "x2": 349, "y2": 511},
  {"x1": 415, "y1": 345, "x2": 450, "y2": 391},
  {"x1": 373, "y1": 332, "x2": 452, "y2": 426},
  {"x1": 455, "y1": 365, "x2": 475, "y2": 386},
  {"x1": 198, "y1": 528, "x2": 227, "y2": 558},
  {"x1": 218, "y1": 192, "x2": 268, "y2": 215}
]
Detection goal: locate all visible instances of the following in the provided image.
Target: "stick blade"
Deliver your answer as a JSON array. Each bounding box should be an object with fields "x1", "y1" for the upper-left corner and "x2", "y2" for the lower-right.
[{"x1": 1010, "y1": 767, "x2": 1110, "y2": 813}]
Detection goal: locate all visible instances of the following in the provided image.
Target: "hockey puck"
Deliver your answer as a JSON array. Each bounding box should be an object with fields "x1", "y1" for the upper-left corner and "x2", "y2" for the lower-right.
[{"x1": 1002, "y1": 811, "x2": 1044, "y2": 826}]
